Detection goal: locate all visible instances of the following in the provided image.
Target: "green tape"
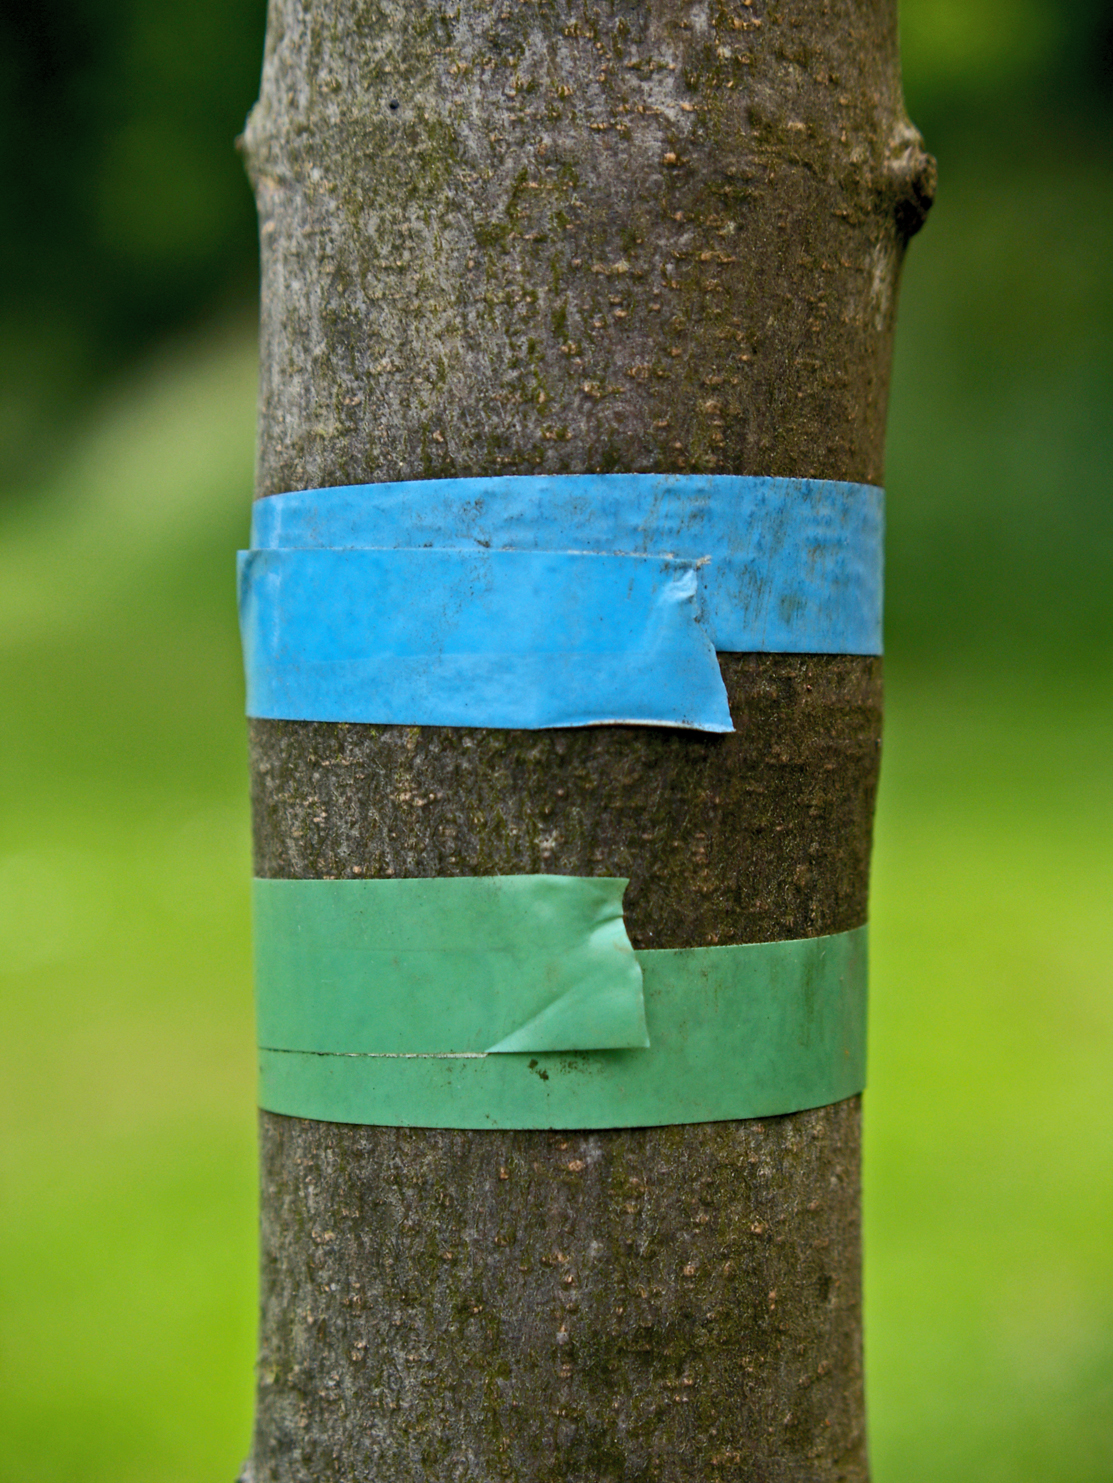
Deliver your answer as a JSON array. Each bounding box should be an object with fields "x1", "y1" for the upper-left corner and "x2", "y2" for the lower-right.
[
  {"x1": 254, "y1": 876, "x2": 649, "y2": 1056},
  {"x1": 254, "y1": 877, "x2": 866, "y2": 1130}
]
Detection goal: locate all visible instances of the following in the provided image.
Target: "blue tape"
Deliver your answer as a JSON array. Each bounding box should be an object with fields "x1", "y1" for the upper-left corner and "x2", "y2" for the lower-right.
[
  {"x1": 239, "y1": 547, "x2": 733, "y2": 730},
  {"x1": 251, "y1": 474, "x2": 883, "y2": 656},
  {"x1": 240, "y1": 473, "x2": 882, "y2": 729}
]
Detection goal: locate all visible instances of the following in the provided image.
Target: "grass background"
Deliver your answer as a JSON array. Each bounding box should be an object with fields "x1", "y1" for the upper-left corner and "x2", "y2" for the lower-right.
[{"x1": 1, "y1": 2, "x2": 1112, "y2": 1477}]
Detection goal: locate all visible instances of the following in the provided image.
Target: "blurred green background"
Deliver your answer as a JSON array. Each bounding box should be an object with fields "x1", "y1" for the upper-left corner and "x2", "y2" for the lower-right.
[{"x1": 1, "y1": 2, "x2": 1110, "y2": 1479}]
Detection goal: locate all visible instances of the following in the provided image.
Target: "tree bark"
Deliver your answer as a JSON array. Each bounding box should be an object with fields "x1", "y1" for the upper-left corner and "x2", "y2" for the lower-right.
[{"x1": 240, "y1": 3, "x2": 932, "y2": 1480}]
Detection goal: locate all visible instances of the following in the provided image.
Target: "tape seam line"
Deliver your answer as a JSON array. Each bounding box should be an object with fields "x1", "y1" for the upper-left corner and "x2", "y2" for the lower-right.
[{"x1": 260, "y1": 1049, "x2": 490, "y2": 1059}]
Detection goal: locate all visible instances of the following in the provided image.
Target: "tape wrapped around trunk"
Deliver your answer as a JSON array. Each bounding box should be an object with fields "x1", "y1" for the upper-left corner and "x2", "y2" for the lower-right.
[
  {"x1": 238, "y1": 474, "x2": 882, "y2": 732},
  {"x1": 253, "y1": 876, "x2": 867, "y2": 1130}
]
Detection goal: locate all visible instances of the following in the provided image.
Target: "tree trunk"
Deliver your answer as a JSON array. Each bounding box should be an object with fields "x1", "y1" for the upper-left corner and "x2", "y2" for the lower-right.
[{"x1": 240, "y1": 3, "x2": 932, "y2": 1479}]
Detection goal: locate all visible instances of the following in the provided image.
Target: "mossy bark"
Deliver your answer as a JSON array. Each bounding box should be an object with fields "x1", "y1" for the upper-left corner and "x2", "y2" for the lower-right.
[{"x1": 240, "y1": 2, "x2": 931, "y2": 1479}]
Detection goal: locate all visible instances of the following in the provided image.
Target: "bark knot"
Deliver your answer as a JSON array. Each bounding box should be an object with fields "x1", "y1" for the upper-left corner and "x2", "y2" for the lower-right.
[{"x1": 884, "y1": 123, "x2": 938, "y2": 239}]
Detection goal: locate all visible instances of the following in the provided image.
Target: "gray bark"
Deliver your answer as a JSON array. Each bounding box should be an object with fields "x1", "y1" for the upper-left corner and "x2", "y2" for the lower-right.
[{"x1": 240, "y1": 2, "x2": 931, "y2": 1479}]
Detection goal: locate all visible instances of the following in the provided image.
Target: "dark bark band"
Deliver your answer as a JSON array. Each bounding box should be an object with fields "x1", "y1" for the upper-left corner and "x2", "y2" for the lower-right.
[{"x1": 251, "y1": 655, "x2": 881, "y2": 947}]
